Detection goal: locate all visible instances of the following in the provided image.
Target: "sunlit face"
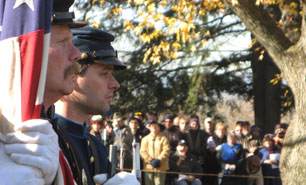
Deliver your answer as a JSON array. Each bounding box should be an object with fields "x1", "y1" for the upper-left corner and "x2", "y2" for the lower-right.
[
  {"x1": 263, "y1": 140, "x2": 273, "y2": 149},
  {"x1": 179, "y1": 119, "x2": 188, "y2": 132},
  {"x1": 176, "y1": 144, "x2": 188, "y2": 155},
  {"x1": 215, "y1": 126, "x2": 226, "y2": 138},
  {"x1": 66, "y1": 63, "x2": 120, "y2": 115},
  {"x1": 205, "y1": 121, "x2": 214, "y2": 133},
  {"x1": 44, "y1": 25, "x2": 81, "y2": 105},
  {"x1": 234, "y1": 125, "x2": 242, "y2": 136},
  {"x1": 91, "y1": 122, "x2": 102, "y2": 132},
  {"x1": 173, "y1": 117, "x2": 180, "y2": 126}
]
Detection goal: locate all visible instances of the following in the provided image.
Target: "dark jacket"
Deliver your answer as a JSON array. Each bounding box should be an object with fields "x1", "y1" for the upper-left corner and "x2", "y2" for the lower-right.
[
  {"x1": 181, "y1": 129, "x2": 209, "y2": 165},
  {"x1": 55, "y1": 114, "x2": 108, "y2": 185},
  {"x1": 161, "y1": 126, "x2": 182, "y2": 155},
  {"x1": 169, "y1": 152, "x2": 202, "y2": 178}
]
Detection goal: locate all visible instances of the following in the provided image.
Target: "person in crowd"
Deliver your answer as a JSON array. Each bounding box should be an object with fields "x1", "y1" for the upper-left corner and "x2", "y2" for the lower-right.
[
  {"x1": 161, "y1": 114, "x2": 181, "y2": 155},
  {"x1": 112, "y1": 112, "x2": 133, "y2": 169},
  {"x1": 235, "y1": 121, "x2": 249, "y2": 149},
  {"x1": 234, "y1": 122, "x2": 242, "y2": 137},
  {"x1": 241, "y1": 121, "x2": 251, "y2": 138},
  {"x1": 105, "y1": 121, "x2": 116, "y2": 152},
  {"x1": 178, "y1": 117, "x2": 189, "y2": 133},
  {"x1": 128, "y1": 116, "x2": 142, "y2": 142},
  {"x1": 217, "y1": 131, "x2": 245, "y2": 185},
  {"x1": 273, "y1": 128, "x2": 286, "y2": 150},
  {"x1": 135, "y1": 111, "x2": 151, "y2": 137},
  {"x1": 257, "y1": 135, "x2": 281, "y2": 185},
  {"x1": 173, "y1": 115, "x2": 181, "y2": 127},
  {"x1": 54, "y1": 27, "x2": 138, "y2": 185},
  {"x1": 212, "y1": 122, "x2": 227, "y2": 147},
  {"x1": 89, "y1": 115, "x2": 104, "y2": 141},
  {"x1": 182, "y1": 114, "x2": 209, "y2": 184},
  {"x1": 113, "y1": 112, "x2": 125, "y2": 134},
  {"x1": 203, "y1": 117, "x2": 215, "y2": 136},
  {"x1": 204, "y1": 135, "x2": 220, "y2": 185},
  {"x1": 248, "y1": 125, "x2": 262, "y2": 154},
  {"x1": 134, "y1": 112, "x2": 145, "y2": 122},
  {"x1": 234, "y1": 155, "x2": 264, "y2": 185},
  {"x1": 169, "y1": 139, "x2": 202, "y2": 185},
  {"x1": 146, "y1": 110, "x2": 158, "y2": 122},
  {"x1": 140, "y1": 121, "x2": 171, "y2": 185}
]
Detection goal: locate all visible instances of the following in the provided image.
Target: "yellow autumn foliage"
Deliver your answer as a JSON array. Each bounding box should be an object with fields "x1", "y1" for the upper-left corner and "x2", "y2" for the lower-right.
[{"x1": 122, "y1": 0, "x2": 290, "y2": 64}]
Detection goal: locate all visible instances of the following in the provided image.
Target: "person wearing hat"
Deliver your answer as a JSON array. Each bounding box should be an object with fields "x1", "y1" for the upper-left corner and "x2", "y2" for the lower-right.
[
  {"x1": 203, "y1": 117, "x2": 214, "y2": 136},
  {"x1": 161, "y1": 114, "x2": 181, "y2": 155},
  {"x1": 147, "y1": 110, "x2": 158, "y2": 122},
  {"x1": 89, "y1": 115, "x2": 104, "y2": 141},
  {"x1": 140, "y1": 121, "x2": 171, "y2": 185},
  {"x1": 2, "y1": 0, "x2": 87, "y2": 184},
  {"x1": 247, "y1": 125, "x2": 262, "y2": 154},
  {"x1": 134, "y1": 111, "x2": 151, "y2": 137},
  {"x1": 112, "y1": 112, "x2": 133, "y2": 169},
  {"x1": 54, "y1": 27, "x2": 139, "y2": 185},
  {"x1": 181, "y1": 114, "x2": 209, "y2": 169},
  {"x1": 169, "y1": 139, "x2": 203, "y2": 185}
]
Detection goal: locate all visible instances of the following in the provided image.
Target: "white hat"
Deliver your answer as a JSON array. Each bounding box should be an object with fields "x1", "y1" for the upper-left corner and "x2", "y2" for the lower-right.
[
  {"x1": 91, "y1": 115, "x2": 103, "y2": 121},
  {"x1": 204, "y1": 117, "x2": 213, "y2": 124}
]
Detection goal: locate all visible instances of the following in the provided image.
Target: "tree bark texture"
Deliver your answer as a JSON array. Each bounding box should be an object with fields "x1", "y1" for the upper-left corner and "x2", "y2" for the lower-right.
[{"x1": 225, "y1": 0, "x2": 306, "y2": 183}]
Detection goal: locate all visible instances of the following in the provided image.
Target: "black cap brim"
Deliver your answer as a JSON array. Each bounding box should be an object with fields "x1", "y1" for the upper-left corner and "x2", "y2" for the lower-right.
[
  {"x1": 68, "y1": 21, "x2": 88, "y2": 28},
  {"x1": 95, "y1": 57, "x2": 126, "y2": 70}
]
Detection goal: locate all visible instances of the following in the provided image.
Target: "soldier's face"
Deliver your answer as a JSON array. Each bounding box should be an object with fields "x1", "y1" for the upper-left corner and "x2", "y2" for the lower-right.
[
  {"x1": 69, "y1": 63, "x2": 120, "y2": 115},
  {"x1": 44, "y1": 25, "x2": 81, "y2": 107}
]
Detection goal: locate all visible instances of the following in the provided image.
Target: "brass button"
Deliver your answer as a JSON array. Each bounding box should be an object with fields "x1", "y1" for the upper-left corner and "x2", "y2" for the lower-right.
[
  {"x1": 90, "y1": 156, "x2": 94, "y2": 163},
  {"x1": 81, "y1": 52, "x2": 88, "y2": 60},
  {"x1": 88, "y1": 140, "x2": 90, "y2": 145}
]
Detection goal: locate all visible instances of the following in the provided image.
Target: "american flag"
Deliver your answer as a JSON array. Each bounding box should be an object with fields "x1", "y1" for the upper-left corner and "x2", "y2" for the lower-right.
[
  {"x1": 0, "y1": 1, "x2": 76, "y2": 185},
  {"x1": 0, "y1": 0, "x2": 52, "y2": 132}
]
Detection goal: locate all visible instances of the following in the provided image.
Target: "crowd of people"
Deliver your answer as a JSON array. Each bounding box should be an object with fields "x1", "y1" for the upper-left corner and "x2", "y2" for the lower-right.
[{"x1": 89, "y1": 112, "x2": 288, "y2": 185}]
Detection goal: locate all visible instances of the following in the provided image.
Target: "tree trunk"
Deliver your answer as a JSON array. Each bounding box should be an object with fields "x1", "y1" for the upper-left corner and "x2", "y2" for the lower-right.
[
  {"x1": 251, "y1": 46, "x2": 281, "y2": 134},
  {"x1": 225, "y1": 0, "x2": 306, "y2": 183}
]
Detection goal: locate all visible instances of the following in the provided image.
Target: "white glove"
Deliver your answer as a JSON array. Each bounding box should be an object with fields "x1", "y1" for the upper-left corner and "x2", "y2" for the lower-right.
[
  {"x1": 102, "y1": 172, "x2": 140, "y2": 185},
  {"x1": 93, "y1": 173, "x2": 108, "y2": 184},
  {"x1": 4, "y1": 119, "x2": 59, "y2": 185},
  {"x1": 0, "y1": 142, "x2": 44, "y2": 185}
]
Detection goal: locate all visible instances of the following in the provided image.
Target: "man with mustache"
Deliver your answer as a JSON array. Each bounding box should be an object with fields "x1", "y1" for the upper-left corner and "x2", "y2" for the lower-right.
[
  {"x1": 54, "y1": 26, "x2": 138, "y2": 185},
  {"x1": 2, "y1": 0, "x2": 85, "y2": 184}
]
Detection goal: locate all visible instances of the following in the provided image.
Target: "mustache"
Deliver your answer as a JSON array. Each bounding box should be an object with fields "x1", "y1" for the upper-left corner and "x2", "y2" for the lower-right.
[{"x1": 64, "y1": 62, "x2": 81, "y2": 79}]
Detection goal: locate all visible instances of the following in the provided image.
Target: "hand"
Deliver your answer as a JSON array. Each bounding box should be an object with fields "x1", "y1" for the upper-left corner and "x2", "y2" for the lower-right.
[
  {"x1": 264, "y1": 159, "x2": 276, "y2": 164},
  {"x1": 188, "y1": 175, "x2": 195, "y2": 182},
  {"x1": 93, "y1": 173, "x2": 107, "y2": 184},
  {"x1": 103, "y1": 172, "x2": 140, "y2": 185},
  {"x1": 4, "y1": 119, "x2": 59, "y2": 185},
  {"x1": 0, "y1": 144, "x2": 44, "y2": 185},
  {"x1": 150, "y1": 158, "x2": 160, "y2": 168}
]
